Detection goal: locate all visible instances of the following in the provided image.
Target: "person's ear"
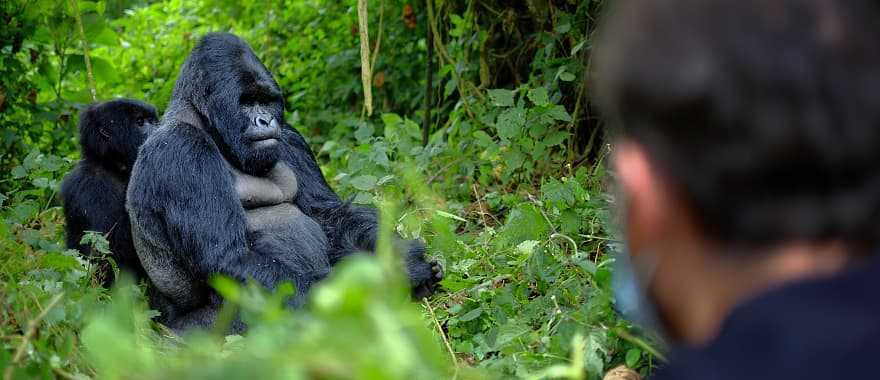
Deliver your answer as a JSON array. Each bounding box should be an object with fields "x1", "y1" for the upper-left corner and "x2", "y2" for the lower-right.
[{"x1": 613, "y1": 140, "x2": 667, "y2": 242}]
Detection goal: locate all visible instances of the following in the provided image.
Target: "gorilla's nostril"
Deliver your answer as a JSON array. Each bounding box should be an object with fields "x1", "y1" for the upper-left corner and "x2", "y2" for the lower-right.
[{"x1": 255, "y1": 116, "x2": 271, "y2": 127}]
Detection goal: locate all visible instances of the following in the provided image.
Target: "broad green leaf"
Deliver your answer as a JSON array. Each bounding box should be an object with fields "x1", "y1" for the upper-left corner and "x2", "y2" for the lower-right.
[
  {"x1": 584, "y1": 332, "x2": 609, "y2": 378},
  {"x1": 576, "y1": 255, "x2": 598, "y2": 274},
  {"x1": 559, "y1": 72, "x2": 576, "y2": 82},
  {"x1": 83, "y1": 16, "x2": 117, "y2": 46},
  {"x1": 542, "y1": 179, "x2": 575, "y2": 207},
  {"x1": 444, "y1": 77, "x2": 458, "y2": 97},
  {"x1": 210, "y1": 276, "x2": 242, "y2": 302},
  {"x1": 91, "y1": 26, "x2": 119, "y2": 46},
  {"x1": 376, "y1": 175, "x2": 395, "y2": 186},
  {"x1": 488, "y1": 88, "x2": 515, "y2": 107},
  {"x1": 560, "y1": 209, "x2": 581, "y2": 235},
  {"x1": 381, "y1": 113, "x2": 403, "y2": 127},
  {"x1": 435, "y1": 210, "x2": 467, "y2": 222},
  {"x1": 543, "y1": 130, "x2": 569, "y2": 147},
  {"x1": 555, "y1": 23, "x2": 571, "y2": 34},
  {"x1": 39, "y1": 253, "x2": 81, "y2": 272},
  {"x1": 80, "y1": 231, "x2": 111, "y2": 254},
  {"x1": 473, "y1": 130, "x2": 494, "y2": 147},
  {"x1": 459, "y1": 307, "x2": 483, "y2": 322},
  {"x1": 10, "y1": 202, "x2": 39, "y2": 224},
  {"x1": 496, "y1": 107, "x2": 526, "y2": 140},
  {"x1": 547, "y1": 105, "x2": 573, "y2": 122},
  {"x1": 626, "y1": 348, "x2": 642, "y2": 368},
  {"x1": 516, "y1": 240, "x2": 540, "y2": 255},
  {"x1": 352, "y1": 192, "x2": 373, "y2": 204},
  {"x1": 527, "y1": 87, "x2": 550, "y2": 107},
  {"x1": 32, "y1": 177, "x2": 50, "y2": 188},
  {"x1": 354, "y1": 122, "x2": 375, "y2": 142},
  {"x1": 571, "y1": 39, "x2": 587, "y2": 56},
  {"x1": 11, "y1": 166, "x2": 27, "y2": 179},
  {"x1": 78, "y1": 1, "x2": 104, "y2": 14},
  {"x1": 350, "y1": 175, "x2": 378, "y2": 191},
  {"x1": 498, "y1": 204, "x2": 550, "y2": 246}
]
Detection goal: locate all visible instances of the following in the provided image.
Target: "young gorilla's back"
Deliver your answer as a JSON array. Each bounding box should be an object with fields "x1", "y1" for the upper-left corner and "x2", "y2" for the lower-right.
[{"x1": 60, "y1": 99, "x2": 157, "y2": 286}]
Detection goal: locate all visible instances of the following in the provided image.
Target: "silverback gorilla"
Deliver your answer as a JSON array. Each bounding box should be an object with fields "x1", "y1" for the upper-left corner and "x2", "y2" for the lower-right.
[
  {"x1": 61, "y1": 99, "x2": 158, "y2": 286},
  {"x1": 126, "y1": 33, "x2": 442, "y2": 332}
]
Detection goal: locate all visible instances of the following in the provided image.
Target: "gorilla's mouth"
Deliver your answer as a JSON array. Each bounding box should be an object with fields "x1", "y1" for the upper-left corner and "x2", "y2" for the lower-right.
[
  {"x1": 245, "y1": 126, "x2": 281, "y2": 149},
  {"x1": 251, "y1": 137, "x2": 279, "y2": 149}
]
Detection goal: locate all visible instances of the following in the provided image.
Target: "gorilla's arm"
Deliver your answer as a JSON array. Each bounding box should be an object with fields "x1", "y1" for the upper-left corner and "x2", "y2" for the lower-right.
[
  {"x1": 127, "y1": 125, "x2": 310, "y2": 309},
  {"x1": 60, "y1": 163, "x2": 127, "y2": 256},
  {"x1": 278, "y1": 128, "x2": 380, "y2": 265}
]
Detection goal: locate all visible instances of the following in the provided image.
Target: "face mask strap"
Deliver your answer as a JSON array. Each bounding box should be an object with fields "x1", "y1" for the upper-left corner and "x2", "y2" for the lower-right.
[{"x1": 612, "y1": 249, "x2": 670, "y2": 346}]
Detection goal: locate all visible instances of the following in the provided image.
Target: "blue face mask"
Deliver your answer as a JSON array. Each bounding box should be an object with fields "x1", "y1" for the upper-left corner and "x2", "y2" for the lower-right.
[{"x1": 612, "y1": 248, "x2": 670, "y2": 344}]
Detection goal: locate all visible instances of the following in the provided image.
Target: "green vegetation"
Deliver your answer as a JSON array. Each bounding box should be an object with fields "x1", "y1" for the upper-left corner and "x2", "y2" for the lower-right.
[{"x1": 0, "y1": 0, "x2": 657, "y2": 378}]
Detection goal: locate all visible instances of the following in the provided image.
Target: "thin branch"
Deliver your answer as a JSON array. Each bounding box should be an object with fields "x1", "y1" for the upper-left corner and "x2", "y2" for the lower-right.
[
  {"x1": 426, "y1": 157, "x2": 462, "y2": 184},
  {"x1": 423, "y1": 3, "x2": 434, "y2": 146},
  {"x1": 4, "y1": 293, "x2": 65, "y2": 380},
  {"x1": 567, "y1": 44, "x2": 590, "y2": 169},
  {"x1": 606, "y1": 324, "x2": 668, "y2": 363},
  {"x1": 423, "y1": 298, "x2": 459, "y2": 373},
  {"x1": 472, "y1": 183, "x2": 489, "y2": 227},
  {"x1": 69, "y1": 0, "x2": 97, "y2": 102},
  {"x1": 357, "y1": 0, "x2": 373, "y2": 116},
  {"x1": 425, "y1": 0, "x2": 483, "y2": 119},
  {"x1": 369, "y1": 0, "x2": 385, "y2": 72}
]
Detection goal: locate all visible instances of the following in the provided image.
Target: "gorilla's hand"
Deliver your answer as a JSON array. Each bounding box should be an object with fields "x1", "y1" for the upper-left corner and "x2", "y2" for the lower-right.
[{"x1": 401, "y1": 240, "x2": 444, "y2": 299}]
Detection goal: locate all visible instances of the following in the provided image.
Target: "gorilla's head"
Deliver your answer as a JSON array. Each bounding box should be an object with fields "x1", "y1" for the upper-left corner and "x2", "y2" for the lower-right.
[
  {"x1": 170, "y1": 33, "x2": 285, "y2": 176},
  {"x1": 79, "y1": 99, "x2": 158, "y2": 175}
]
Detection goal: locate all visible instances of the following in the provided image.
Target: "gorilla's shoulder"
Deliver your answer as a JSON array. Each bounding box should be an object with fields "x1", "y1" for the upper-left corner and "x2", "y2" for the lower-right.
[
  {"x1": 61, "y1": 161, "x2": 112, "y2": 193},
  {"x1": 279, "y1": 126, "x2": 310, "y2": 150},
  {"x1": 60, "y1": 162, "x2": 88, "y2": 199},
  {"x1": 131, "y1": 121, "x2": 230, "y2": 197},
  {"x1": 140, "y1": 122, "x2": 220, "y2": 161},
  {"x1": 61, "y1": 162, "x2": 123, "y2": 205}
]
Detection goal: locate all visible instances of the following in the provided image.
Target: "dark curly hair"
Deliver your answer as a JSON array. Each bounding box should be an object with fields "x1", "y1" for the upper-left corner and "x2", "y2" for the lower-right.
[{"x1": 595, "y1": 0, "x2": 880, "y2": 253}]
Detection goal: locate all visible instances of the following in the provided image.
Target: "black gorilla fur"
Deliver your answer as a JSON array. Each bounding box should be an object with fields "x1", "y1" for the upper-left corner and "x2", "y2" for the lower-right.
[
  {"x1": 126, "y1": 33, "x2": 442, "y2": 332},
  {"x1": 61, "y1": 99, "x2": 158, "y2": 286}
]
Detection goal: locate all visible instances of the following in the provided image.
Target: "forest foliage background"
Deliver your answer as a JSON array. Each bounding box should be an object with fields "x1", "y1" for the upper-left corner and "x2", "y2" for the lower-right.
[{"x1": 0, "y1": 0, "x2": 659, "y2": 379}]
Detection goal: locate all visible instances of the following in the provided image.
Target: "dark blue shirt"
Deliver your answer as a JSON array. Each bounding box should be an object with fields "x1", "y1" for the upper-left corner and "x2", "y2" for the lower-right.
[{"x1": 653, "y1": 257, "x2": 880, "y2": 379}]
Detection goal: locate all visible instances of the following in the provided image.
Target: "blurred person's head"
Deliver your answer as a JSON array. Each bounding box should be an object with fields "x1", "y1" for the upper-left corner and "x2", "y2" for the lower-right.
[{"x1": 595, "y1": 0, "x2": 880, "y2": 346}]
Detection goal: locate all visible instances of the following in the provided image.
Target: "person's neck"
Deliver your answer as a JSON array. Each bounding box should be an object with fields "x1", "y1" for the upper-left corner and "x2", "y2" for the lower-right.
[{"x1": 669, "y1": 241, "x2": 850, "y2": 346}]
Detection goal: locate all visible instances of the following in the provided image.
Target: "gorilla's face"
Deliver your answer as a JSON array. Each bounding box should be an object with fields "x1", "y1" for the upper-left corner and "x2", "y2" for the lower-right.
[
  {"x1": 80, "y1": 99, "x2": 158, "y2": 173},
  {"x1": 183, "y1": 34, "x2": 286, "y2": 176},
  {"x1": 224, "y1": 79, "x2": 285, "y2": 176}
]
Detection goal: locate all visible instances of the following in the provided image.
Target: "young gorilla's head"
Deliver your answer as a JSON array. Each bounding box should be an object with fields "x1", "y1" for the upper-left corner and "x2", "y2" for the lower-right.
[
  {"x1": 79, "y1": 99, "x2": 158, "y2": 175},
  {"x1": 171, "y1": 33, "x2": 286, "y2": 176}
]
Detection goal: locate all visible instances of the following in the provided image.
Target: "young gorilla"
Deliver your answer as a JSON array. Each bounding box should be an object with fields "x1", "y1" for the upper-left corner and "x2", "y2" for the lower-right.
[
  {"x1": 61, "y1": 99, "x2": 158, "y2": 286},
  {"x1": 127, "y1": 33, "x2": 442, "y2": 332}
]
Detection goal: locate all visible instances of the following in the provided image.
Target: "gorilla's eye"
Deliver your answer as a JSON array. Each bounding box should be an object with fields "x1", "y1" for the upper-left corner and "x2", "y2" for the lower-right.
[
  {"x1": 240, "y1": 93, "x2": 271, "y2": 106},
  {"x1": 239, "y1": 94, "x2": 257, "y2": 106},
  {"x1": 136, "y1": 117, "x2": 145, "y2": 125},
  {"x1": 240, "y1": 88, "x2": 284, "y2": 106}
]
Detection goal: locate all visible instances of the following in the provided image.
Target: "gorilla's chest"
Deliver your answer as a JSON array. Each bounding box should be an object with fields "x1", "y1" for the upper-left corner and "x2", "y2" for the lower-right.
[
  {"x1": 227, "y1": 163, "x2": 328, "y2": 258},
  {"x1": 231, "y1": 162, "x2": 298, "y2": 209}
]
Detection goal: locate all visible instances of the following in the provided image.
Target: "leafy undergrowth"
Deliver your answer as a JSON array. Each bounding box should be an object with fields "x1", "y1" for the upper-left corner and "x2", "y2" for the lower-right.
[
  {"x1": 0, "y1": 146, "x2": 657, "y2": 379},
  {"x1": 1, "y1": 0, "x2": 660, "y2": 379}
]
